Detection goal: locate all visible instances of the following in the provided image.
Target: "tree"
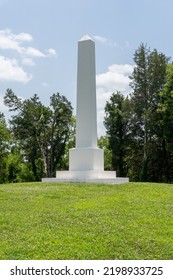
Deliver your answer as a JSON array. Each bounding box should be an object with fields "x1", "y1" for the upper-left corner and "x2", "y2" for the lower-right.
[
  {"x1": 130, "y1": 44, "x2": 168, "y2": 181},
  {"x1": 0, "y1": 113, "x2": 10, "y2": 183},
  {"x1": 159, "y1": 63, "x2": 173, "y2": 146},
  {"x1": 60, "y1": 115, "x2": 76, "y2": 169},
  {"x1": 4, "y1": 89, "x2": 73, "y2": 179},
  {"x1": 98, "y1": 135, "x2": 112, "y2": 170},
  {"x1": 104, "y1": 92, "x2": 130, "y2": 176},
  {"x1": 157, "y1": 63, "x2": 173, "y2": 182}
]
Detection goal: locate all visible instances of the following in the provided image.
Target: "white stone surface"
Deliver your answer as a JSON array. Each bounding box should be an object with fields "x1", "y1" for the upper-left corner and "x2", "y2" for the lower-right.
[
  {"x1": 79, "y1": 35, "x2": 92, "y2": 41},
  {"x1": 68, "y1": 35, "x2": 106, "y2": 175},
  {"x1": 69, "y1": 147, "x2": 104, "y2": 171},
  {"x1": 52, "y1": 170, "x2": 129, "y2": 184},
  {"x1": 42, "y1": 177, "x2": 129, "y2": 184},
  {"x1": 76, "y1": 36, "x2": 97, "y2": 148},
  {"x1": 56, "y1": 170, "x2": 116, "y2": 179}
]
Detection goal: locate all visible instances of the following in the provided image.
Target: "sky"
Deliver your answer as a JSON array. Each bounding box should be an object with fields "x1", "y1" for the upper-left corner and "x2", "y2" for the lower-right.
[{"x1": 0, "y1": 0, "x2": 173, "y2": 136}]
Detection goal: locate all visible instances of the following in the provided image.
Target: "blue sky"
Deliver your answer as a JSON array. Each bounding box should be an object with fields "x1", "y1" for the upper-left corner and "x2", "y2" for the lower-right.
[{"x1": 0, "y1": 0, "x2": 173, "y2": 135}]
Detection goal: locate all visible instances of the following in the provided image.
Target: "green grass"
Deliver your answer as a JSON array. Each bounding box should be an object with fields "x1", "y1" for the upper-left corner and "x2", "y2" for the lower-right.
[{"x1": 0, "y1": 182, "x2": 173, "y2": 260}]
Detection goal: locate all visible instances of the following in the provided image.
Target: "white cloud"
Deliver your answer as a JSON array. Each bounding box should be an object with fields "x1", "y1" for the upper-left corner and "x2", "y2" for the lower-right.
[
  {"x1": 0, "y1": 29, "x2": 33, "y2": 53},
  {"x1": 0, "y1": 29, "x2": 56, "y2": 58},
  {"x1": 93, "y1": 34, "x2": 130, "y2": 49},
  {"x1": 22, "y1": 57, "x2": 35, "y2": 66},
  {"x1": 93, "y1": 35, "x2": 118, "y2": 47},
  {"x1": 0, "y1": 29, "x2": 21, "y2": 52},
  {"x1": 93, "y1": 35, "x2": 109, "y2": 44},
  {"x1": 46, "y1": 48, "x2": 57, "y2": 57},
  {"x1": 96, "y1": 64, "x2": 134, "y2": 93},
  {"x1": 97, "y1": 72, "x2": 129, "y2": 92},
  {"x1": 25, "y1": 47, "x2": 46, "y2": 58},
  {"x1": 0, "y1": 28, "x2": 56, "y2": 82},
  {"x1": 96, "y1": 64, "x2": 134, "y2": 136},
  {"x1": 108, "y1": 64, "x2": 134, "y2": 75},
  {"x1": 0, "y1": 56, "x2": 32, "y2": 83},
  {"x1": 14, "y1": 32, "x2": 33, "y2": 42}
]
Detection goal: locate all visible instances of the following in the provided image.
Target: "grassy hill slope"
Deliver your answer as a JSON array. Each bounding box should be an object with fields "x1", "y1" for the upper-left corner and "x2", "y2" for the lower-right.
[{"x1": 0, "y1": 182, "x2": 173, "y2": 260}]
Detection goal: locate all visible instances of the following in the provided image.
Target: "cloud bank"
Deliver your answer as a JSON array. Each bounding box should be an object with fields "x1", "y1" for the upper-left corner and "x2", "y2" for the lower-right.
[
  {"x1": 0, "y1": 56, "x2": 32, "y2": 83},
  {"x1": 0, "y1": 29, "x2": 56, "y2": 83}
]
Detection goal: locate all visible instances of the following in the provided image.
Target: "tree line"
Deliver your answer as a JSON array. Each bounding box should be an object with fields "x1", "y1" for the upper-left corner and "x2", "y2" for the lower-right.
[{"x1": 1, "y1": 43, "x2": 173, "y2": 183}]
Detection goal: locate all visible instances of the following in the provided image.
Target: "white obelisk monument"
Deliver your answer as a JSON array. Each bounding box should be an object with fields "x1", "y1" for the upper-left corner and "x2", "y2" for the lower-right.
[
  {"x1": 42, "y1": 35, "x2": 129, "y2": 183},
  {"x1": 69, "y1": 35, "x2": 104, "y2": 173}
]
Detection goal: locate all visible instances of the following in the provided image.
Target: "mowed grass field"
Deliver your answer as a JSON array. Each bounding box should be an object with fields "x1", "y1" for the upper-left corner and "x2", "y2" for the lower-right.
[{"x1": 0, "y1": 182, "x2": 173, "y2": 260}]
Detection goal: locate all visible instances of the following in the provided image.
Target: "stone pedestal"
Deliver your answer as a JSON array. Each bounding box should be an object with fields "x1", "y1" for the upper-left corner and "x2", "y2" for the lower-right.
[
  {"x1": 42, "y1": 171, "x2": 129, "y2": 183},
  {"x1": 69, "y1": 148, "x2": 104, "y2": 171}
]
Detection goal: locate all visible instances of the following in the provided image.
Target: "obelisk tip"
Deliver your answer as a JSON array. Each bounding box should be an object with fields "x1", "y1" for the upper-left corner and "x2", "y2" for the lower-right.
[{"x1": 79, "y1": 35, "x2": 93, "y2": 41}]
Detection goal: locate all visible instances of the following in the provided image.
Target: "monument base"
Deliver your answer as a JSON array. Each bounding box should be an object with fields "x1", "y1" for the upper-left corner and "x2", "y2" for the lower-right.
[
  {"x1": 42, "y1": 170, "x2": 129, "y2": 184},
  {"x1": 42, "y1": 148, "x2": 129, "y2": 184}
]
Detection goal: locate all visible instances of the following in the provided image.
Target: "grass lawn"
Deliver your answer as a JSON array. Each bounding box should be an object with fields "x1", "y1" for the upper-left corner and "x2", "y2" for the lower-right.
[{"x1": 0, "y1": 182, "x2": 173, "y2": 260}]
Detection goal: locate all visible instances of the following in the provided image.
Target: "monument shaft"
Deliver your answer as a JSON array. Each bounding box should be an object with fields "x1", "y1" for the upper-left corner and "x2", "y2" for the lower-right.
[
  {"x1": 69, "y1": 35, "x2": 104, "y2": 171},
  {"x1": 76, "y1": 36, "x2": 97, "y2": 148}
]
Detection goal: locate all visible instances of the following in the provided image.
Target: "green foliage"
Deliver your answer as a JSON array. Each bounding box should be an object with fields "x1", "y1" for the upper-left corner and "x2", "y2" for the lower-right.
[
  {"x1": 103, "y1": 44, "x2": 172, "y2": 182},
  {"x1": 0, "y1": 182, "x2": 172, "y2": 260},
  {"x1": 4, "y1": 89, "x2": 73, "y2": 180},
  {"x1": 60, "y1": 116, "x2": 76, "y2": 170},
  {"x1": 159, "y1": 63, "x2": 173, "y2": 145},
  {"x1": 129, "y1": 44, "x2": 169, "y2": 181},
  {"x1": 0, "y1": 113, "x2": 10, "y2": 183},
  {"x1": 98, "y1": 135, "x2": 112, "y2": 170},
  {"x1": 6, "y1": 151, "x2": 35, "y2": 183},
  {"x1": 104, "y1": 92, "x2": 131, "y2": 176}
]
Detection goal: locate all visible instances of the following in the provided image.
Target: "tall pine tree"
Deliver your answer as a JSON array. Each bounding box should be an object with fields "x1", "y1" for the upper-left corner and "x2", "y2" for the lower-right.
[{"x1": 130, "y1": 43, "x2": 168, "y2": 181}]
